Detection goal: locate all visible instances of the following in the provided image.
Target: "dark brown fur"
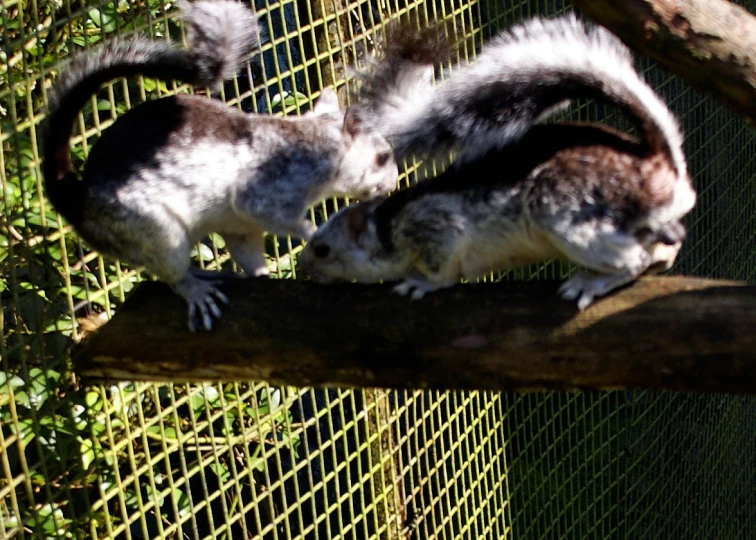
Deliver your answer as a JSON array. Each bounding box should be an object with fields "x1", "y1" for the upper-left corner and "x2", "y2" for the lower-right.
[{"x1": 374, "y1": 122, "x2": 674, "y2": 248}]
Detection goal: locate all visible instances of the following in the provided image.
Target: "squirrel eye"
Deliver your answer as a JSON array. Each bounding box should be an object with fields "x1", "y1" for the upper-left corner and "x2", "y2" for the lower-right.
[
  {"x1": 376, "y1": 151, "x2": 392, "y2": 167},
  {"x1": 314, "y1": 244, "x2": 331, "y2": 258}
]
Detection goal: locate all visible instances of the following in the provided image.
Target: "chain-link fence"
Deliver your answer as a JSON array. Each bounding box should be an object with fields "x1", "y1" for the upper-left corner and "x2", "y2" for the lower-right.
[{"x1": 1, "y1": 0, "x2": 755, "y2": 538}]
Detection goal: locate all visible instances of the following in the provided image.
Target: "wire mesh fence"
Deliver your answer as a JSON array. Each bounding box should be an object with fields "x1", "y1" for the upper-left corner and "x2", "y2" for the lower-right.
[{"x1": 1, "y1": 0, "x2": 755, "y2": 538}]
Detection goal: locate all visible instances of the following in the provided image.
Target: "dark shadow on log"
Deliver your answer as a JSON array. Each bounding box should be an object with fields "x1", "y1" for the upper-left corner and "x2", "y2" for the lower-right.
[{"x1": 76, "y1": 276, "x2": 756, "y2": 394}]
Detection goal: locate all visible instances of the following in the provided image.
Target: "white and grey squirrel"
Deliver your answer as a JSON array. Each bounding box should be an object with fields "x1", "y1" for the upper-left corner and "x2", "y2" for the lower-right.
[
  {"x1": 299, "y1": 16, "x2": 696, "y2": 309},
  {"x1": 41, "y1": 0, "x2": 398, "y2": 331}
]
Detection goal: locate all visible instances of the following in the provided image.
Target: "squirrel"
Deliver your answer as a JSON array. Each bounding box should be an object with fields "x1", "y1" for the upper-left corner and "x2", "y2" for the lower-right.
[
  {"x1": 298, "y1": 16, "x2": 696, "y2": 309},
  {"x1": 41, "y1": 0, "x2": 398, "y2": 331}
]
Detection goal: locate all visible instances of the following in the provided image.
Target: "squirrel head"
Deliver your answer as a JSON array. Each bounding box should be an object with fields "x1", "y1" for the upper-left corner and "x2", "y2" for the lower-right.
[
  {"x1": 309, "y1": 89, "x2": 399, "y2": 201},
  {"x1": 299, "y1": 200, "x2": 408, "y2": 284}
]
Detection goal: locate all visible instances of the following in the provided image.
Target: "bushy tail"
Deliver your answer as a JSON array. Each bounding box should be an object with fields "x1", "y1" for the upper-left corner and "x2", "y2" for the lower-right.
[
  {"x1": 41, "y1": 0, "x2": 260, "y2": 225},
  {"x1": 356, "y1": 15, "x2": 686, "y2": 180}
]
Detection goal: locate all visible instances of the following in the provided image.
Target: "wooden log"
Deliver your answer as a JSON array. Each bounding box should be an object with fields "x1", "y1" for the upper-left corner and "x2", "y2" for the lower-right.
[
  {"x1": 76, "y1": 276, "x2": 756, "y2": 395},
  {"x1": 568, "y1": 0, "x2": 756, "y2": 125}
]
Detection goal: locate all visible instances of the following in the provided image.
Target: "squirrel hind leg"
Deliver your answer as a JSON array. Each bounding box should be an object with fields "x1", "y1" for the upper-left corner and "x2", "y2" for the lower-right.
[{"x1": 548, "y1": 226, "x2": 663, "y2": 309}]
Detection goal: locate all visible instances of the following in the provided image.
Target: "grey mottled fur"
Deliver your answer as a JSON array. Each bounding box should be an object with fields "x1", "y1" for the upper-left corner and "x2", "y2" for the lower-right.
[
  {"x1": 41, "y1": 0, "x2": 398, "y2": 331},
  {"x1": 300, "y1": 123, "x2": 696, "y2": 309},
  {"x1": 300, "y1": 15, "x2": 694, "y2": 308}
]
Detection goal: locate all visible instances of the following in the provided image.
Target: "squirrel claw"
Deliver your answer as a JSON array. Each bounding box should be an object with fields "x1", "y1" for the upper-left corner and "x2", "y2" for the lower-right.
[
  {"x1": 392, "y1": 277, "x2": 447, "y2": 301},
  {"x1": 559, "y1": 272, "x2": 636, "y2": 310},
  {"x1": 173, "y1": 275, "x2": 229, "y2": 331}
]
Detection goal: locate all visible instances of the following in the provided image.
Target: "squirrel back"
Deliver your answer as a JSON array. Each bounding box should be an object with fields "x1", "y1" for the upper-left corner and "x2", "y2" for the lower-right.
[
  {"x1": 355, "y1": 15, "x2": 686, "y2": 183},
  {"x1": 41, "y1": 0, "x2": 260, "y2": 226}
]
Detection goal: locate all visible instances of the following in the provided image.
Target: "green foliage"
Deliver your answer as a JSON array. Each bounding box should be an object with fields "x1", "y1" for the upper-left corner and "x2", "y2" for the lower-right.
[
  {"x1": 0, "y1": 0, "x2": 185, "y2": 342},
  {"x1": 271, "y1": 90, "x2": 309, "y2": 111},
  {"x1": 0, "y1": 3, "x2": 306, "y2": 537},
  {"x1": 0, "y1": 368, "x2": 302, "y2": 536}
]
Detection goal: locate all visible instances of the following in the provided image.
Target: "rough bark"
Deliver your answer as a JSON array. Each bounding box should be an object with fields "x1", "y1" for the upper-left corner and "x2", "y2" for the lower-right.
[
  {"x1": 568, "y1": 0, "x2": 756, "y2": 125},
  {"x1": 76, "y1": 276, "x2": 756, "y2": 395}
]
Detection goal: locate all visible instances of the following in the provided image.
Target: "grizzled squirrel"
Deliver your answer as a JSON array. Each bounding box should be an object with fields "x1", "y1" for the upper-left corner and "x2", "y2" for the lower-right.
[
  {"x1": 41, "y1": 0, "x2": 398, "y2": 331},
  {"x1": 299, "y1": 16, "x2": 695, "y2": 309}
]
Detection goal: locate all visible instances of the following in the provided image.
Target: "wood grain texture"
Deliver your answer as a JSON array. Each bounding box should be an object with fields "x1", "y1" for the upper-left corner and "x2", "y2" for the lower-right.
[
  {"x1": 77, "y1": 276, "x2": 756, "y2": 395},
  {"x1": 569, "y1": 0, "x2": 756, "y2": 125}
]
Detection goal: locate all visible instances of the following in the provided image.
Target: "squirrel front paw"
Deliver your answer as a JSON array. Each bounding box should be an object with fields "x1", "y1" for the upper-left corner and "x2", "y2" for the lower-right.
[
  {"x1": 558, "y1": 272, "x2": 635, "y2": 310},
  {"x1": 172, "y1": 274, "x2": 230, "y2": 331}
]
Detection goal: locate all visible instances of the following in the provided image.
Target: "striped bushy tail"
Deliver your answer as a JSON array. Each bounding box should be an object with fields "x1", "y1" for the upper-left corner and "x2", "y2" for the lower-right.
[
  {"x1": 42, "y1": 0, "x2": 260, "y2": 225},
  {"x1": 355, "y1": 15, "x2": 686, "y2": 180}
]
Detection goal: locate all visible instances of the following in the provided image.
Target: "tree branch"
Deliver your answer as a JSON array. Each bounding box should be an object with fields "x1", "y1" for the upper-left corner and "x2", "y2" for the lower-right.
[
  {"x1": 76, "y1": 276, "x2": 756, "y2": 395},
  {"x1": 568, "y1": 0, "x2": 756, "y2": 125}
]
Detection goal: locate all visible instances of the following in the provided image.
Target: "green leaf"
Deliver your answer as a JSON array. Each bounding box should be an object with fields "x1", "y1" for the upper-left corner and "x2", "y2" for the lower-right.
[
  {"x1": 247, "y1": 449, "x2": 265, "y2": 472},
  {"x1": 271, "y1": 91, "x2": 309, "y2": 109},
  {"x1": 146, "y1": 424, "x2": 178, "y2": 439},
  {"x1": 66, "y1": 286, "x2": 108, "y2": 308},
  {"x1": 203, "y1": 385, "x2": 220, "y2": 405},
  {"x1": 37, "y1": 429, "x2": 58, "y2": 450},
  {"x1": 0, "y1": 372, "x2": 25, "y2": 391},
  {"x1": 26, "y1": 368, "x2": 51, "y2": 410},
  {"x1": 123, "y1": 486, "x2": 139, "y2": 509},
  {"x1": 12, "y1": 390, "x2": 31, "y2": 409},
  {"x1": 190, "y1": 385, "x2": 222, "y2": 414},
  {"x1": 45, "y1": 369, "x2": 62, "y2": 383},
  {"x1": 189, "y1": 392, "x2": 206, "y2": 414},
  {"x1": 280, "y1": 429, "x2": 301, "y2": 455},
  {"x1": 85, "y1": 390, "x2": 102, "y2": 409},
  {"x1": 141, "y1": 78, "x2": 170, "y2": 94},
  {"x1": 142, "y1": 78, "x2": 157, "y2": 92},
  {"x1": 283, "y1": 91, "x2": 308, "y2": 108},
  {"x1": 190, "y1": 243, "x2": 215, "y2": 262},
  {"x1": 29, "y1": 503, "x2": 70, "y2": 537},
  {"x1": 209, "y1": 461, "x2": 231, "y2": 483},
  {"x1": 255, "y1": 402, "x2": 270, "y2": 417},
  {"x1": 110, "y1": 383, "x2": 138, "y2": 419},
  {"x1": 80, "y1": 438, "x2": 96, "y2": 470},
  {"x1": 4, "y1": 512, "x2": 20, "y2": 531},
  {"x1": 211, "y1": 234, "x2": 226, "y2": 248},
  {"x1": 172, "y1": 488, "x2": 192, "y2": 518},
  {"x1": 88, "y1": 8, "x2": 102, "y2": 26},
  {"x1": 144, "y1": 483, "x2": 165, "y2": 507},
  {"x1": 89, "y1": 420, "x2": 107, "y2": 437},
  {"x1": 10, "y1": 418, "x2": 35, "y2": 449},
  {"x1": 27, "y1": 43, "x2": 43, "y2": 57}
]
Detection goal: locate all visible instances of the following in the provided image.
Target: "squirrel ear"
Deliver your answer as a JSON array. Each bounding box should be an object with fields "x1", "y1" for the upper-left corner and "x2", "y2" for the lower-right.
[
  {"x1": 313, "y1": 88, "x2": 340, "y2": 114},
  {"x1": 345, "y1": 204, "x2": 369, "y2": 242},
  {"x1": 342, "y1": 107, "x2": 364, "y2": 138}
]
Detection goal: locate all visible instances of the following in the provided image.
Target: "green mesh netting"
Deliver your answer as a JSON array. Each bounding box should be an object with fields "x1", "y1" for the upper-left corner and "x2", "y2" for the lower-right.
[{"x1": 1, "y1": 0, "x2": 755, "y2": 538}]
